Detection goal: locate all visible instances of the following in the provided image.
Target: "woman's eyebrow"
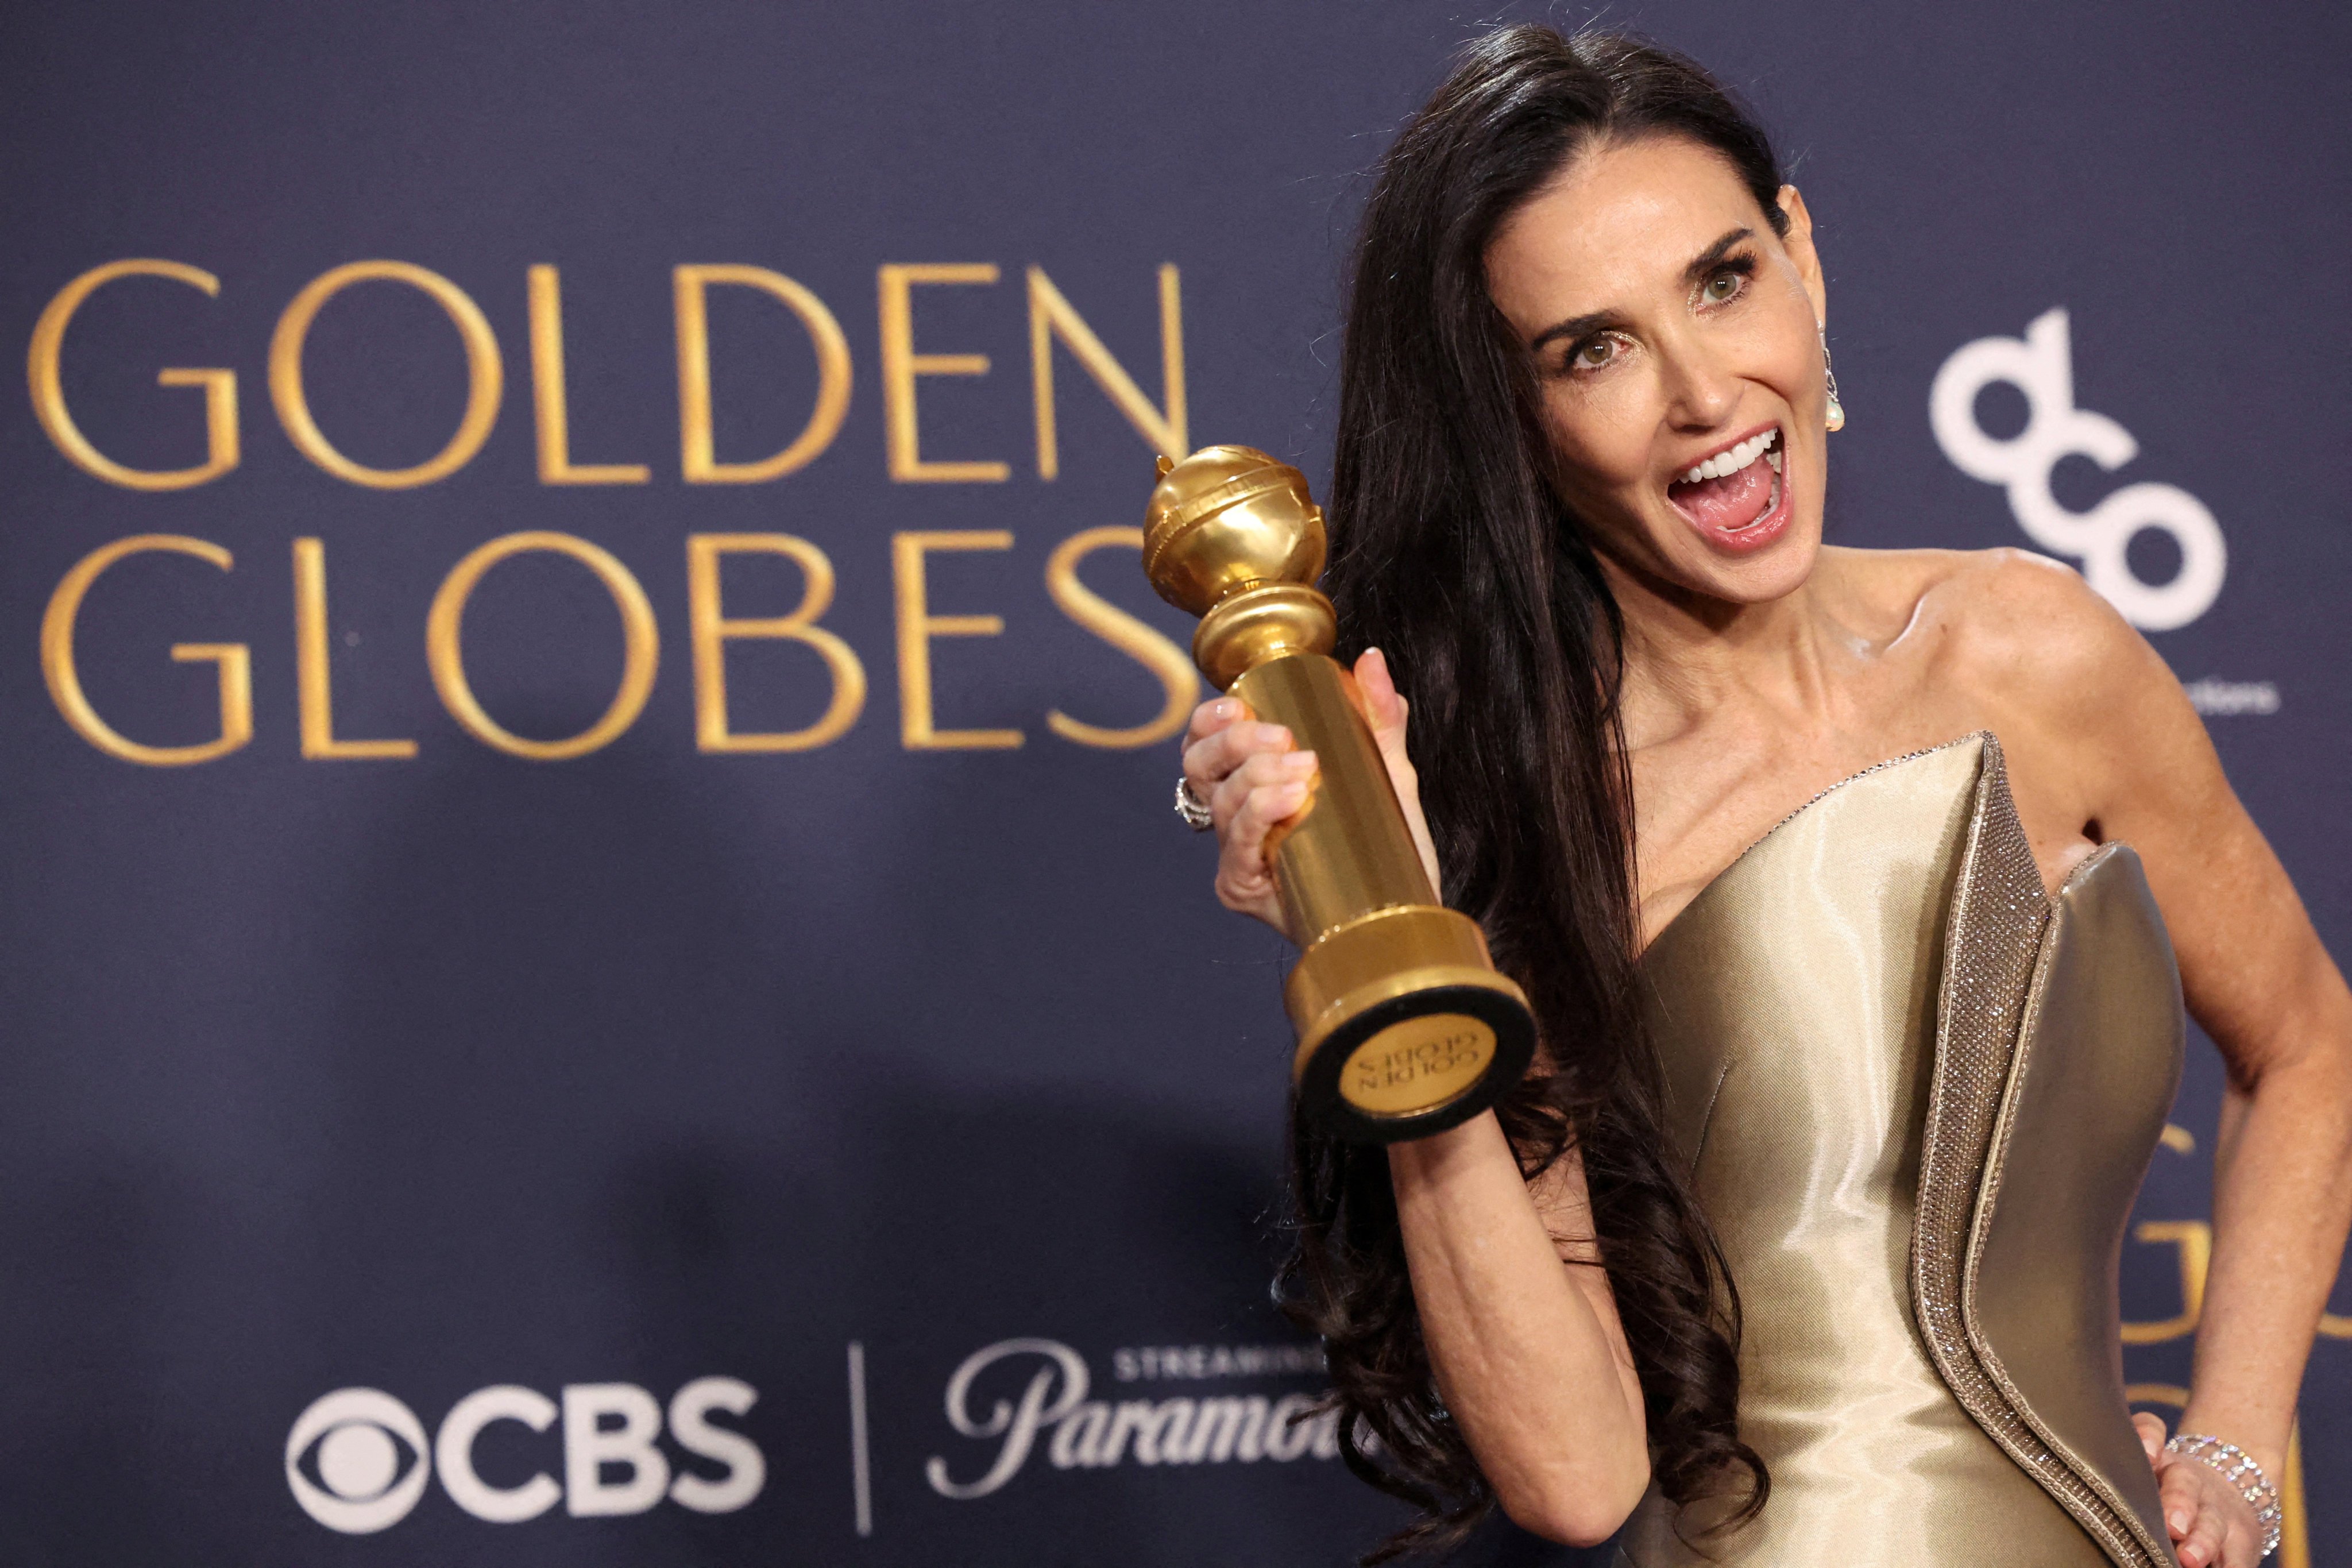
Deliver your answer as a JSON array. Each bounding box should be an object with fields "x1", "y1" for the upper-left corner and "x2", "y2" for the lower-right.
[
  {"x1": 1529, "y1": 310, "x2": 1613, "y2": 353},
  {"x1": 1527, "y1": 226, "x2": 1759, "y2": 352},
  {"x1": 1682, "y1": 226, "x2": 1755, "y2": 287}
]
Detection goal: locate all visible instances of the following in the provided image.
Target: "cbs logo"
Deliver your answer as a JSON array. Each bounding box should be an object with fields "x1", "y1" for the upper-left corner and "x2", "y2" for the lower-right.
[{"x1": 285, "y1": 1377, "x2": 763, "y2": 1534}]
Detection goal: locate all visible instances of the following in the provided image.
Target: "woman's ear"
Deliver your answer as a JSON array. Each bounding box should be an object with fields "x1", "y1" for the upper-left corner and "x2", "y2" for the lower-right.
[{"x1": 1776, "y1": 184, "x2": 1828, "y2": 325}]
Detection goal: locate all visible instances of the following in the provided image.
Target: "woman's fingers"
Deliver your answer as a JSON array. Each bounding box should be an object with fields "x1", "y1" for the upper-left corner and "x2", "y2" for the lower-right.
[
  {"x1": 2133, "y1": 1412, "x2": 2167, "y2": 1464},
  {"x1": 1183, "y1": 717, "x2": 1293, "y2": 798},
  {"x1": 1186, "y1": 654, "x2": 1430, "y2": 923},
  {"x1": 1215, "y1": 752, "x2": 1318, "y2": 915},
  {"x1": 1213, "y1": 748, "x2": 1317, "y2": 828},
  {"x1": 1179, "y1": 698, "x2": 1248, "y2": 786},
  {"x1": 2160, "y1": 1459, "x2": 2200, "y2": 1540},
  {"x1": 1351, "y1": 646, "x2": 1442, "y2": 889},
  {"x1": 1181, "y1": 695, "x2": 1246, "y2": 750},
  {"x1": 1180, "y1": 693, "x2": 1314, "y2": 926},
  {"x1": 2159, "y1": 1459, "x2": 2257, "y2": 1568},
  {"x1": 1355, "y1": 646, "x2": 1408, "y2": 735},
  {"x1": 2176, "y1": 1498, "x2": 2225, "y2": 1567}
]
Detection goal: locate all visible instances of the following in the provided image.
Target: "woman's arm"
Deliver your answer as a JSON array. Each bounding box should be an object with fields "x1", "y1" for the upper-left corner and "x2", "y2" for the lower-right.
[
  {"x1": 2098, "y1": 691, "x2": 2352, "y2": 1568},
  {"x1": 1389, "y1": 1114, "x2": 1651, "y2": 1543},
  {"x1": 1983, "y1": 559, "x2": 2352, "y2": 1568},
  {"x1": 1180, "y1": 647, "x2": 1652, "y2": 1543}
]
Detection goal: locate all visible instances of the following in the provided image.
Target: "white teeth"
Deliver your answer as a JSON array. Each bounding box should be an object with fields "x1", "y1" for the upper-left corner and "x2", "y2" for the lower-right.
[{"x1": 1678, "y1": 427, "x2": 1779, "y2": 486}]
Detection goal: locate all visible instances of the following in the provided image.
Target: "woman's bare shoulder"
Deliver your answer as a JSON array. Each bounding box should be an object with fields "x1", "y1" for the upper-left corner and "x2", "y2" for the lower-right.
[
  {"x1": 1827, "y1": 544, "x2": 2207, "y2": 832},
  {"x1": 1824, "y1": 544, "x2": 2159, "y2": 709},
  {"x1": 1821, "y1": 542, "x2": 2075, "y2": 620}
]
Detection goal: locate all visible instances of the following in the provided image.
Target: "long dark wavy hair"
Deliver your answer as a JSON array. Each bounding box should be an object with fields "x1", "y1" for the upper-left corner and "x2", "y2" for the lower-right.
[{"x1": 1274, "y1": 25, "x2": 1783, "y2": 1559}]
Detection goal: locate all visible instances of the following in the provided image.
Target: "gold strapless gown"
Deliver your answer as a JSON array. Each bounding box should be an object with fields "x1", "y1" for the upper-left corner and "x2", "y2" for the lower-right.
[{"x1": 1615, "y1": 735, "x2": 2181, "y2": 1567}]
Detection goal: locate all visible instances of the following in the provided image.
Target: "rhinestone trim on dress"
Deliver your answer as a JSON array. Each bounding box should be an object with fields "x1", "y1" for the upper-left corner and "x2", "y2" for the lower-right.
[{"x1": 1907, "y1": 736, "x2": 2166, "y2": 1568}]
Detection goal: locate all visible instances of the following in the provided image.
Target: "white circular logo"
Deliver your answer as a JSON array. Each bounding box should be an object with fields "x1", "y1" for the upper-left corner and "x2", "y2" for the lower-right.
[
  {"x1": 1930, "y1": 307, "x2": 2225, "y2": 632},
  {"x1": 285, "y1": 1388, "x2": 432, "y2": 1534}
]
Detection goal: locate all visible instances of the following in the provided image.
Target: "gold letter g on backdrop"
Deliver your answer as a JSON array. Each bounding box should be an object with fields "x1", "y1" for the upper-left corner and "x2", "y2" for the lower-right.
[{"x1": 29, "y1": 260, "x2": 240, "y2": 491}]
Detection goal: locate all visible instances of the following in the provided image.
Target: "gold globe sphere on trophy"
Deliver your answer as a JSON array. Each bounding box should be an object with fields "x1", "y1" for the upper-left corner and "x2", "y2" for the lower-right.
[{"x1": 1145, "y1": 445, "x2": 1536, "y2": 1142}]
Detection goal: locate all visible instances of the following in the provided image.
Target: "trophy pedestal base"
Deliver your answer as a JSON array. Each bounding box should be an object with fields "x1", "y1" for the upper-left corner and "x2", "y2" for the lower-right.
[{"x1": 1285, "y1": 906, "x2": 1536, "y2": 1144}]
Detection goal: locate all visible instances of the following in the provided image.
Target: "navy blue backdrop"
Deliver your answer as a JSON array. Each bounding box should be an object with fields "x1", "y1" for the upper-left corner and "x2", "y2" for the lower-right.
[{"x1": 1, "y1": 2, "x2": 2344, "y2": 1563}]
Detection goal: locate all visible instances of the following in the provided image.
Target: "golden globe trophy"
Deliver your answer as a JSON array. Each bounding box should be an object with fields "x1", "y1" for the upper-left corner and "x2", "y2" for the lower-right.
[{"x1": 1145, "y1": 445, "x2": 1536, "y2": 1143}]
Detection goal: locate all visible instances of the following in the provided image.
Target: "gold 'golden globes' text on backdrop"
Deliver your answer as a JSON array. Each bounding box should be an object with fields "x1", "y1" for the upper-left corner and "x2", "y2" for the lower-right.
[{"x1": 1144, "y1": 446, "x2": 1535, "y2": 1142}]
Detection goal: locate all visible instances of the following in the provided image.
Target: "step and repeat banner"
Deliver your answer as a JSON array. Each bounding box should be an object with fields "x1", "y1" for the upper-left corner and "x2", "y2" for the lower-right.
[{"x1": 1, "y1": 2, "x2": 2342, "y2": 1564}]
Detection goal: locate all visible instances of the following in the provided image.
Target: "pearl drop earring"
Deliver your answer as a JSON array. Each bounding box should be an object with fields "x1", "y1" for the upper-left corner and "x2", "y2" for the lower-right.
[{"x1": 1818, "y1": 323, "x2": 1845, "y2": 432}]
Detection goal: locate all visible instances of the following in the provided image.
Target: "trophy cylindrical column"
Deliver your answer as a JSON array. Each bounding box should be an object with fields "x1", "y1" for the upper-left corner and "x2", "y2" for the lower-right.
[
  {"x1": 1231, "y1": 653, "x2": 1430, "y2": 938},
  {"x1": 1232, "y1": 652, "x2": 1534, "y2": 1140},
  {"x1": 1145, "y1": 445, "x2": 1535, "y2": 1142}
]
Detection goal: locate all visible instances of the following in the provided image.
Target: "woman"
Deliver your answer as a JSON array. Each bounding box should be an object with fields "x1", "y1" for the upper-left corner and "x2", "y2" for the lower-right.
[{"x1": 1177, "y1": 26, "x2": 2351, "y2": 1568}]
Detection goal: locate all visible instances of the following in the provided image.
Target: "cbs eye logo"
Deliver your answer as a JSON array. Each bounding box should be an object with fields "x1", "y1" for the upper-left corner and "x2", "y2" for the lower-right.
[
  {"x1": 286, "y1": 1378, "x2": 764, "y2": 1534},
  {"x1": 285, "y1": 1389, "x2": 432, "y2": 1534}
]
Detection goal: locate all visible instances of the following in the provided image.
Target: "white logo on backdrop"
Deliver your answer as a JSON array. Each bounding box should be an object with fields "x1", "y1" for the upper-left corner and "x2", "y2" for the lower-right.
[
  {"x1": 284, "y1": 1388, "x2": 435, "y2": 1534},
  {"x1": 1930, "y1": 307, "x2": 2226, "y2": 631},
  {"x1": 285, "y1": 1377, "x2": 763, "y2": 1534},
  {"x1": 924, "y1": 1337, "x2": 1339, "y2": 1501}
]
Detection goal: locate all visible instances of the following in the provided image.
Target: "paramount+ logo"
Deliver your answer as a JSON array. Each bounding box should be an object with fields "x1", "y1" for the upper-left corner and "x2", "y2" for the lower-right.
[
  {"x1": 922, "y1": 1338, "x2": 1343, "y2": 1501},
  {"x1": 285, "y1": 1377, "x2": 763, "y2": 1534}
]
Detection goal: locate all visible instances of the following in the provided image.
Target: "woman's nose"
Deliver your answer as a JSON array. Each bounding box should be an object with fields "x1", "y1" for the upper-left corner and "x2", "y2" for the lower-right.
[{"x1": 1656, "y1": 335, "x2": 1741, "y2": 431}]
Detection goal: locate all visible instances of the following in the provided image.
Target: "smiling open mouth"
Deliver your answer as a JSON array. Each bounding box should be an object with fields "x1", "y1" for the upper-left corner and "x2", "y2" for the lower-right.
[{"x1": 1666, "y1": 425, "x2": 1785, "y2": 547}]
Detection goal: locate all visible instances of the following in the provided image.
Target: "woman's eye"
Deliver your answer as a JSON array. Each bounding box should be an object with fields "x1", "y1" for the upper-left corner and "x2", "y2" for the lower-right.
[
  {"x1": 1573, "y1": 337, "x2": 1619, "y2": 370},
  {"x1": 1701, "y1": 271, "x2": 1743, "y2": 304}
]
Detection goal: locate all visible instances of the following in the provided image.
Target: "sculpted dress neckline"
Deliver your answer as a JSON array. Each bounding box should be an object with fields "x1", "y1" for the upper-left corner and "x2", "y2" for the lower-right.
[{"x1": 1615, "y1": 733, "x2": 2183, "y2": 1567}]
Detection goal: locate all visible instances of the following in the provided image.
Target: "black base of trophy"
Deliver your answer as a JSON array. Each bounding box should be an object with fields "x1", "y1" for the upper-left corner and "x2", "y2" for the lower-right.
[{"x1": 1293, "y1": 981, "x2": 1538, "y2": 1145}]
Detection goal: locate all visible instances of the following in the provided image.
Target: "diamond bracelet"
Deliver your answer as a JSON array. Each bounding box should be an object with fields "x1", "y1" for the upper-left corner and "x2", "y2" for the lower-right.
[{"x1": 2163, "y1": 1432, "x2": 2283, "y2": 1559}]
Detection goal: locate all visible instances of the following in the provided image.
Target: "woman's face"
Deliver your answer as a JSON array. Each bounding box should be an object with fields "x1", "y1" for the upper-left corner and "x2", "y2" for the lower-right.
[{"x1": 1484, "y1": 134, "x2": 1829, "y2": 608}]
